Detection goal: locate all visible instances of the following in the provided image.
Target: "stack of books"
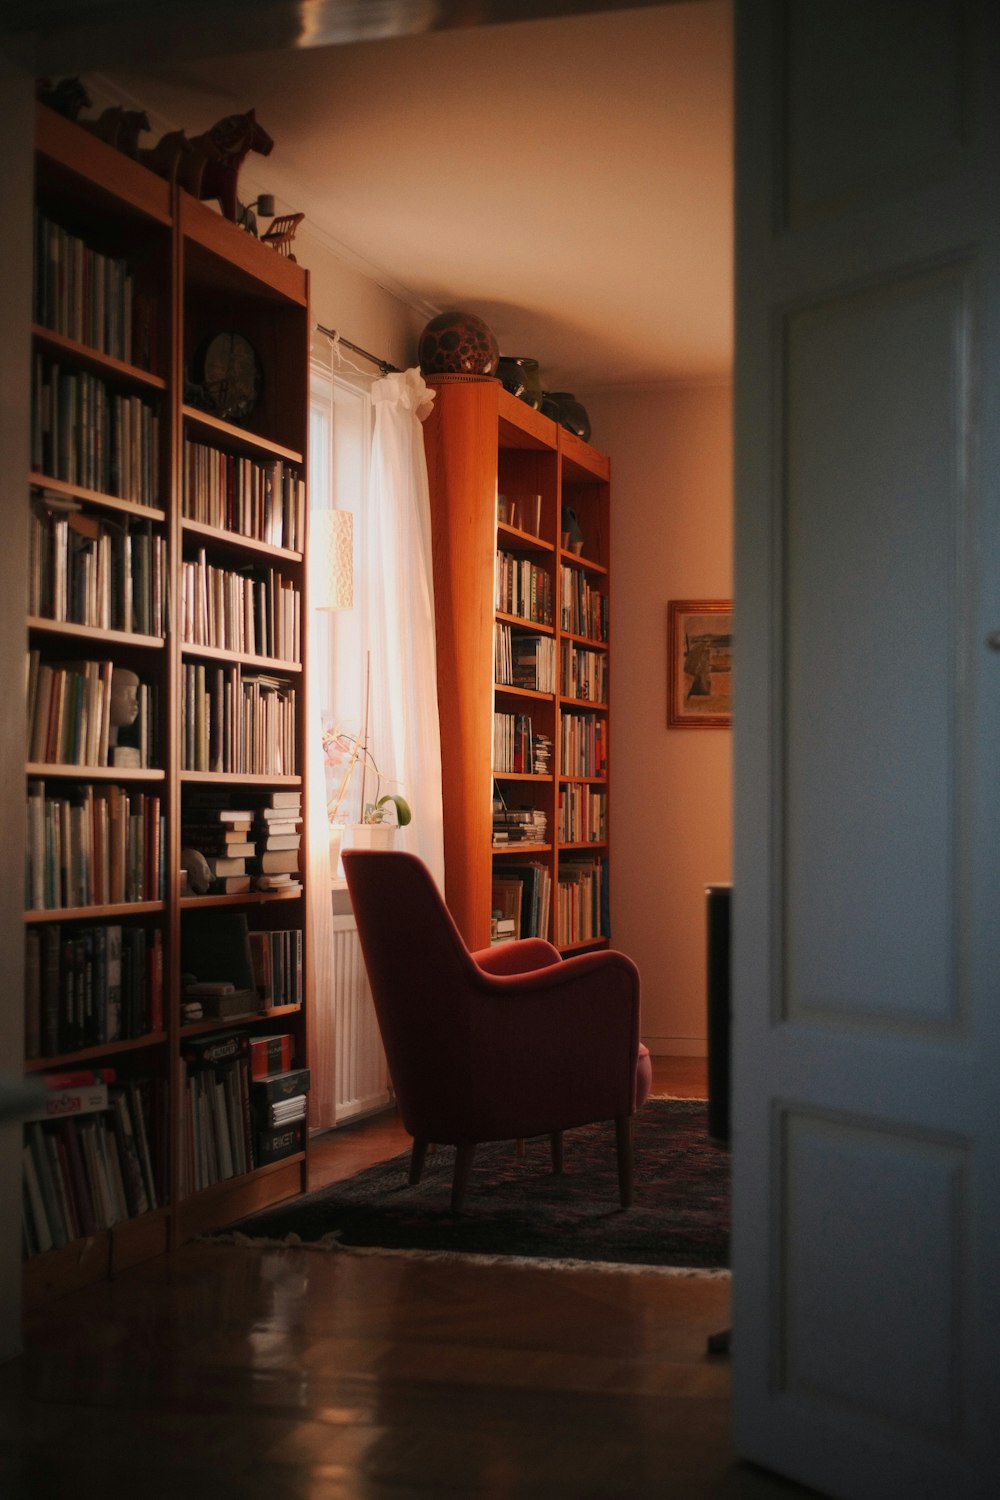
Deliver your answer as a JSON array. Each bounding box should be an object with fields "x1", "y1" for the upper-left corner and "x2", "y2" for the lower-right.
[
  {"x1": 492, "y1": 803, "x2": 548, "y2": 847},
  {"x1": 250, "y1": 1062, "x2": 310, "y2": 1164},
  {"x1": 182, "y1": 790, "x2": 255, "y2": 894},
  {"x1": 250, "y1": 790, "x2": 302, "y2": 892}
]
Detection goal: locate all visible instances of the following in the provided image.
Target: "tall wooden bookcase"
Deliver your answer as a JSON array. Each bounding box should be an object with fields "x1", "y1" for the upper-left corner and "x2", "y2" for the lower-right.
[
  {"x1": 423, "y1": 375, "x2": 611, "y2": 954},
  {"x1": 22, "y1": 103, "x2": 311, "y2": 1304}
]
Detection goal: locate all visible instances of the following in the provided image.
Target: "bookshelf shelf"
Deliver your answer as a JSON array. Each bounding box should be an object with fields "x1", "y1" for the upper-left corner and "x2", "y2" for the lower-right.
[
  {"x1": 178, "y1": 643, "x2": 303, "y2": 672},
  {"x1": 25, "y1": 899, "x2": 167, "y2": 922},
  {"x1": 425, "y1": 377, "x2": 611, "y2": 953},
  {"x1": 559, "y1": 549, "x2": 608, "y2": 576},
  {"x1": 25, "y1": 762, "x2": 166, "y2": 780},
  {"x1": 496, "y1": 611, "x2": 556, "y2": 635},
  {"x1": 29, "y1": 474, "x2": 168, "y2": 522},
  {"x1": 181, "y1": 406, "x2": 305, "y2": 465},
  {"x1": 27, "y1": 619, "x2": 166, "y2": 650},
  {"x1": 31, "y1": 325, "x2": 169, "y2": 389},
  {"x1": 24, "y1": 1032, "x2": 168, "y2": 1070},
  {"x1": 181, "y1": 518, "x2": 303, "y2": 563},
  {"x1": 495, "y1": 683, "x2": 552, "y2": 702},
  {"x1": 179, "y1": 888, "x2": 304, "y2": 909},
  {"x1": 497, "y1": 522, "x2": 555, "y2": 553},
  {"x1": 559, "y1": 695, "x2": 609, "y2": 711},
  {"x1": 22, "y1": 102, "x2": 312, "y2": 1299}
]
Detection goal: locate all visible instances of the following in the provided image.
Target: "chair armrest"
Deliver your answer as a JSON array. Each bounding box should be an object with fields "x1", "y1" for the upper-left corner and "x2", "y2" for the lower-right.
[
  {"x1": 471, "y1": 938, "x2": 563, "y2": 976},
  {"x1": 467, "y1": 949, "x2": 643, "y2": 1136}
]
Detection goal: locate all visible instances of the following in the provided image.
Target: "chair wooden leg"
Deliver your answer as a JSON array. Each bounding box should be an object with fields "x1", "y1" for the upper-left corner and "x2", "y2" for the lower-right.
[
  {"x1": 615, "y1": 1116, "x2": 634, "y2": 1208},
  {"x1": 409, "y1": 1139, "x2": 428, "y2": 1185},
  {"x1": 515, "y1": 1138, "x2": 526, "y2": 1158},
  {"x1": 550, "y1": 1131, "x2": 563, "y2": 1174},
  {"x1": 451, "y1": 1143, "x2": 476, "y2": 1211}
]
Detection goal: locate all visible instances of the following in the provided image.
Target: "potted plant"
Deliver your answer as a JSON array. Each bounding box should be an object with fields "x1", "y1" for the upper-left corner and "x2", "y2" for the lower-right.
[{"x1": 322, "y1": 722, "x2": 411, "y2": 859}]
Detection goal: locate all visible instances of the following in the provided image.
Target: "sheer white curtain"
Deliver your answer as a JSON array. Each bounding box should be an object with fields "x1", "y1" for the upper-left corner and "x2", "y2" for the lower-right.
[
  {"x1": 364, "y1": 369, "x2": 445, "y2": 888},
  {"x1": 305, "y1": 355, "x2": 444, "y2": 1128}
]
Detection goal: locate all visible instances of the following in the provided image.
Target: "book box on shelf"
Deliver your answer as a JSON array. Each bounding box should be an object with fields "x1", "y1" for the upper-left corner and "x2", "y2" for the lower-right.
[
  {"x1": 22, "y1": 102, "x2": 311, "y2": 1303},
  {"x1": 423, "y1": 375, "x2": 611, "y2": 955}
]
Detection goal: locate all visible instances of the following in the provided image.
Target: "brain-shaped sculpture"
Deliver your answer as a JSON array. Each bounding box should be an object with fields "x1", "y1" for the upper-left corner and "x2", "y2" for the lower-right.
[{"x1": 418, "y1": 311, "x2": 500, "y2": 376}]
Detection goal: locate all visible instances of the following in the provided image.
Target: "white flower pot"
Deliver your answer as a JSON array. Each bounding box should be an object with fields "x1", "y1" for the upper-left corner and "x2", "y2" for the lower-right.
[{"x1": 344, "y1": 823, "x2": 397, "y2": 852}]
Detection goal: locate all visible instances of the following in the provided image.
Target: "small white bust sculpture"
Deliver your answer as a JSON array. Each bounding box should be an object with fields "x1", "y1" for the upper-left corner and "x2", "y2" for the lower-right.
[{"x1": 109, "y1": 667, "x2": 141, "y2": 767}]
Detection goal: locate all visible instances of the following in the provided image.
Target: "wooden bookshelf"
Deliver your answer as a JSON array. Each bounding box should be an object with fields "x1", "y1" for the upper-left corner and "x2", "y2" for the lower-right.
[
  {"x1": 424, "y1": 375, "x2": 611, "y2": 954},
  {"x1": 22, "y1": 102, "x2": 311, "y2": 1304}
]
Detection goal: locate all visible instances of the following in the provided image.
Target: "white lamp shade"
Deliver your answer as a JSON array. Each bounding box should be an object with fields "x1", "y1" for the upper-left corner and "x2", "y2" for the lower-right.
[{"x1": 314, "y1": 508, "x2": 354, "y2": 610}]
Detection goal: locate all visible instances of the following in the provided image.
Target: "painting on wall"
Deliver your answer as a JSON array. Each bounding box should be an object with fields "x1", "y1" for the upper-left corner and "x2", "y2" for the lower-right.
[{"x1": 667, "y1": 600, "x2": 732, "y2": 728}]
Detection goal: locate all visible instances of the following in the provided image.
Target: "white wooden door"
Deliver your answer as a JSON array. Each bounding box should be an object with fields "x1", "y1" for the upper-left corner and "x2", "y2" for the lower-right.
[{"x1": 731, "y1": 3, "x2": 1000, "y2": 1497}]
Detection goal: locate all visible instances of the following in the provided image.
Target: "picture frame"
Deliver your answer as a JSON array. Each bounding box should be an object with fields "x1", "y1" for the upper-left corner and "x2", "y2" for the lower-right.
[{"x1": 667, "y1": 600, "x2": 733, "y2": 728}]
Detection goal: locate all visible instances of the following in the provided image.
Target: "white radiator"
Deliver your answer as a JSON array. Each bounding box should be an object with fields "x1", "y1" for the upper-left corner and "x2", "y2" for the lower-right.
[{"x1": 331, "y1": 914, "x2": 392, "y2": 1123}]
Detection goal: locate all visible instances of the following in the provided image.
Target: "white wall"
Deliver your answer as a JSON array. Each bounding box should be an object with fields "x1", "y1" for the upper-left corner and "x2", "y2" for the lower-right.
[
  {"x1": 297, "y1": 228, "x2": 425, "y2": 374},
  {"x1": 579, "y1": 381, "x2": 733, "y2": 1056}
]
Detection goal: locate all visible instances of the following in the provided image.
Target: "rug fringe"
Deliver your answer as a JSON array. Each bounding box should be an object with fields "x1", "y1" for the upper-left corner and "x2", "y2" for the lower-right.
[{"x1": 204, "y1": 1230, "x2": 730, "y2": 1278}]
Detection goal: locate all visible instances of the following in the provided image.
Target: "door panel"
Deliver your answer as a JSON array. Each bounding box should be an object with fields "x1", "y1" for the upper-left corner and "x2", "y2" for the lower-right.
[
  {"x1": 732, "y1": 2, "x2": 1000, "y2": 1496},
  {"x1": 784, "y1": 266, "x2": 969, "y2": 1030}
]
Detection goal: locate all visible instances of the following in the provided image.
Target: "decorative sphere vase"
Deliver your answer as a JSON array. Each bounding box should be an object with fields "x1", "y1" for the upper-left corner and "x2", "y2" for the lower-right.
[{"x1": 418, "y1": 311, "x2": 500, "y2": 376}]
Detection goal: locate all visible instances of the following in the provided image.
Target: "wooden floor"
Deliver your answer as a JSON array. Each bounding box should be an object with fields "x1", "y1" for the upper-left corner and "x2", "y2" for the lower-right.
[{"x1": 0, "y1": 1058, "x2": 824, "y2": 1500}]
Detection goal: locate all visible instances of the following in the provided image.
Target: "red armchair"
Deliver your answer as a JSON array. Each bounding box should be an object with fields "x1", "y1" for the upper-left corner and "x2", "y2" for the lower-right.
[{"x1": 342, "y1": 849, "x2": 652, "y2": 1211}]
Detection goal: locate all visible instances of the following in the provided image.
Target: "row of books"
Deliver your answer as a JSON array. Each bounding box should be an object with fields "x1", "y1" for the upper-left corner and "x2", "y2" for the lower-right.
[
  {"x1": 560, "y1": 564, "x2": 609, "y2": 642},
  {"x1": 28, "y1": 492, "x2": 167, "y2": 637},
  {"x1": 495, "y1": 550, "x2": 554, "y2": 625},
  {"x1": 181, "y1": 663, "x2": 297, "y2": 776},
  {"x1": 26, "y1": 780, "x2": 165, "y2": 911},
  {"x1": 182, "y1": 790, "x2": 302, "y2": 896},
  {"x1": 494, "y1": 624, "x2": 557, "y2": 692},
  {"x1": 180, "y1": 548, "x2": 301, "y2": 662},
  {"x1": 559, "y1": 711, "x2": 608, "y2": 779},
  {"x1": 31, "y1": 354, "x2": 160, "y2": 507},
  {"x1": 557, "y1": 783, "x2": 607, "y2": 844},
  {"x1": 491, "y1": 861, "x2": 551, "y2": 941},
  {"x1": 561, "y1": 643, "x2": 608, "y2": 703},
  {"x1": 493, "y1": 712, "x2": 552, "y2": 776},
  {"x1": 25, "y1": 921, "x2": 163, "y2": 1058},
  {"x1": 33, "y1": 210, "x2": 137, "y2": 364},
  {"x1": 556, "y1": 858, "x2": 608, "y2": 947},
  {"x1": 180, "y1": 908, "x2": 303, "y2": 1019},
  {"x1": 179, "y1": 1030, "x2": 309, "y2": 1194},
  {"x1": 22, "y1": 1070, "x2": 161, "y2": 1257},
  {"x1": 27, "y1": 653, "x2": 159, "y2": 770},
  {"x1": 183, "y1": 440, "x2": 306, "y2": 553}
]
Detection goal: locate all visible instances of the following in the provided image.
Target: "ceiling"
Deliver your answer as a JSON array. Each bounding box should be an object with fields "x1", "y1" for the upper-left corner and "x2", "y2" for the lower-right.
[{"x1": 65, "y1": 2, "x2": 733, "y2": 390}]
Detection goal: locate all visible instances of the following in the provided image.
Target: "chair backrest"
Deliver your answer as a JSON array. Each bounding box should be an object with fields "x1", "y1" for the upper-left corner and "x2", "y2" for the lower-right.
[{"x1": 342, "y1": 850, "x2": 483, "y2": 1135}]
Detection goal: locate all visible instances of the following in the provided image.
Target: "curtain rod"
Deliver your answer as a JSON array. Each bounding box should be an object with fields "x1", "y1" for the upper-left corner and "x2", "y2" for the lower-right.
[{"x1": 315, "y1": 322, "x2": 400, "y2": 376}]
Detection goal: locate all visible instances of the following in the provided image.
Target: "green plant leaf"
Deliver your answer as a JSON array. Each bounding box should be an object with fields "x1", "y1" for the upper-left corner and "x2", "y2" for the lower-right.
[{"x1": 377, "y1": 793, "x2": 412, "y2": 826}]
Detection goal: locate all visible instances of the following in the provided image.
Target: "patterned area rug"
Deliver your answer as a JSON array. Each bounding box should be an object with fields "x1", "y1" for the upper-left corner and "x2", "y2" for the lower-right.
[{"x1": 217, "y1": 1099, "x2": 730, "y2": 1272}]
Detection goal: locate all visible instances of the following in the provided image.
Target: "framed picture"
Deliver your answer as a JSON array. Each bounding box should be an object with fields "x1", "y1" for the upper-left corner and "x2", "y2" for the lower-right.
[{"x1": 667, "y1": 600, "x2": 733, "y2": 729}]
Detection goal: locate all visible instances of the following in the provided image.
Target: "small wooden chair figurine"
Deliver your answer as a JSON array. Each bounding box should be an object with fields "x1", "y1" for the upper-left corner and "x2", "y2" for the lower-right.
[{"x1": 260, "y1": 212, "x2": 304, "y2": 260}]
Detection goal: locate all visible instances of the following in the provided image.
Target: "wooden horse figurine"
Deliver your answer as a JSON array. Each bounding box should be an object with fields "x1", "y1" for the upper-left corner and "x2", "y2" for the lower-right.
[
  {"x1": 186, "y1": 110, "x2": 274, "y2": 222},
  {"x1": 36, "y1": 77, "x2": 91, "y2": 120},
  {"x1": 139, "y1": 129, "x2": 196, "y2": 189},
  {"x1": 81, "y1": 106, "x2": 151, "y2": 159}
]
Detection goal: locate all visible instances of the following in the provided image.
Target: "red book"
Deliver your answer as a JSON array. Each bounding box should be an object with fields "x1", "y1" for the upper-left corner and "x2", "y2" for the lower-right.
[
  {"x1": 249, "y1": 1033, "x2": 294, "y2": 1079},
  {"x1": 43, "y1": 1067, "x2": 116, "y2": 1089}
]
